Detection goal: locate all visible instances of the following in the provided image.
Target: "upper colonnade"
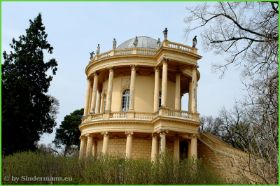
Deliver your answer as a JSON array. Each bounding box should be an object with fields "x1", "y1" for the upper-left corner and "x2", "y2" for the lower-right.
[
  {"x1": 83, "y1": 29, "x2": 201, "y2": 119},
  {"x1": 80, "y1": 28, "x2": 202, "y2": 140}
]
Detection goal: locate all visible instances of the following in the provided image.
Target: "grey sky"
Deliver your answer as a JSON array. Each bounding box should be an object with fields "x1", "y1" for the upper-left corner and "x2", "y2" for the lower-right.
[{"x1": 2, "y1": 2, "x2": 246, "y2": 145}]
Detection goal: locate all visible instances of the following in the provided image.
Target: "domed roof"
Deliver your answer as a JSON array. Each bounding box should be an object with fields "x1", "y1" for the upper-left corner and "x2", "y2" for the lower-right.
[{"x1": 117, "y1": 36, "x2": 159, "y2": 49}]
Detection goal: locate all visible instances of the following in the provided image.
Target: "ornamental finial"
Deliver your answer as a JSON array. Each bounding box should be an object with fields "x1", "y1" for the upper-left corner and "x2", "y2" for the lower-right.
[
  {"x1": 157, "y1": 38, "x2": 161, "y2": 47},
  {"x1": 163, "y1": 28, "x2": 168, "y2": 40},
  {"x1": 192, "y1": 36, "x2": 197, "y2": 48},
  {"x1": 133, "y1": 36, "x2": 138, "y2": 47},
  {"x1": 113, "y1": 38, "x2": 117, "y2": 49},
  {"x1": 89, "y1": 51, "x2": 95, "y2": 59},
  {"x1": 96, "y1": 44, "x2": 100, "y2": 54}
]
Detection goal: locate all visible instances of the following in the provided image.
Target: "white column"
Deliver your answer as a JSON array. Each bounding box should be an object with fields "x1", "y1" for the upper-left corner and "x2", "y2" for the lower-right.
[
  {"x1": 105, "y1": 68, "x2": 114, "y2": 112},
  {"x1": 188, "y1": 82, "x2": 192, "y2": 112},
  {"x1": 188, "y1": 68, "x2": 197, "y2": 113},
  {"x1": 190, "y1": 135, "x2": 197, "y2": 159},
  {"x1": 173, "y1": 137, "x2": 180, "y2": 161},
  {"x1": 90, "y1": 73, "x2": 99, "y2": 113},
  {"x1": 83, "y1": 79, "x2": 92, "y2": 115},
  {"x1": 100, "y1": 93, "x2": 104, "y2": 113},
  {"x1": 129, "y1": 66, "x2": 136, "y2": 110},
  {"x1": 102, "y1": 132, "x2": 109, "y2": 155},
  {"x1": 161, "y1": 61, "x2": 168, "y2": 107},
  {"x1": 125, "y1": 131, "x2": 133, "y2": 159},
  {"x1": 153, "y1": 67, "x2": 160, "y2": 112},
  {"x1": 175, "y1": 73, "x2": 181, "y2": 110},
  {"x1": 79, "y1": 136, "x2": 87, "y2": 160},
  {"x1": 194, "y1": 81, "x2": 198, "y2": 113},
  {"x1": 151, "y1": 133, "x2": 158, "y2": 161},
  {"x1": 85, "y1": 135, "x2": 93, "y2": 158},
  {"x1": 95, "y1": 90, "x2": 101, "y2": 114},
  {"x1": 160, "y1": 131, "x2": 166, "y2": 154}
]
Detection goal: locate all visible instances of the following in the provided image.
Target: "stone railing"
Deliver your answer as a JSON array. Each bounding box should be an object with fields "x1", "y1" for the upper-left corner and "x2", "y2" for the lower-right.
[
  {"x1": 165, "y1": 41, "x2": 197, "y2": 54},
  {"x1": 82, "y1": 109, "x2": 199, "y2": 122},
  {"x1": 110, "y1": 112, "x2": 127, "y2": 119},
  {"x1": 94, "y1": 48, "x2": 157, "y2": 61},
  {"x1": 91, "y1": 40, "x2": 197, "y2": 61},
  {"x1": 158, "y1": 107, "x2": 199, "y2": 121},
  {"x1": 114, "y1": 48, "x2": 134, "y2": 56}
]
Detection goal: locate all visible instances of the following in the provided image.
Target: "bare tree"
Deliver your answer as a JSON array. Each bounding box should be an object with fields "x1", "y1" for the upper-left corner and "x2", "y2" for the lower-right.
[
  {"x1": 186, "y1": 2, "x2": 278, "y2": 183},
  {"x1": 185, "y1": 2, "x2": 278, "y2": 76}
]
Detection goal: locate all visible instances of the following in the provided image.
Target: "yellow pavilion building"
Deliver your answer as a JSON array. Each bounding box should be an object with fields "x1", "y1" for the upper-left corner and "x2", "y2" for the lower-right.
[{"x1": 78, "y1": 29, "x2": 252, "y2": 181}]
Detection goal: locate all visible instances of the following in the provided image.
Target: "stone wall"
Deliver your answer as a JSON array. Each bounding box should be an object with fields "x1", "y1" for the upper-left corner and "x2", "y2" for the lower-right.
[
  {"x1": 198, "y1": 133, "x2": 257, "y2": 183},
  {"x1": 96, "y1": 138, "x2": 153, "y2": 159},
  {"x1": 95, "y1": 137, "x2": 177, "y2": 160}
]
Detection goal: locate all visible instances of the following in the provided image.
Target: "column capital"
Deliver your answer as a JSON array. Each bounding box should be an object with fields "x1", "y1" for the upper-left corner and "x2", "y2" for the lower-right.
[
  {"x1": 192, "y1": 64, "x2": 199, "y2": 69},
  {"x1": 125, "y1": 131, "x2": 134, "y2": 136},
  {"x1": 93, "y1": 71, "x2": 99, "y2": 76},
  {"x1": 101, "y1": 131, "x2": 109, "y2": 136},
  {"x1": 130, "y1": 65, "x2": 137, "y2": 70},
  {"x1": 85, "y1": 133, "x2": 91, "y2": 137},
  {"x1": 152, "y1": 133, "x2": 158, "y2": 137},
  {"x1": 105, "y1": 67, "x2": 114, "y2": 73},
  {"x1": 191, "y1": 133, "x2": 198, "y2": 138},
  {"x1": 154, "y1": 66, "x2": 160, "y2": 71},
  {"x1": 162, "y1": 57, "x2": 169, "y2": 63},
  {"x1": 159, "y1": 130, "x2": 168, "y2": 135},
  {"x1": 108, "y1": 67, "x2": 114, "y2": 71},
  {"x1": 79, "y1": 135, "x2": 86, "y2": 140}
]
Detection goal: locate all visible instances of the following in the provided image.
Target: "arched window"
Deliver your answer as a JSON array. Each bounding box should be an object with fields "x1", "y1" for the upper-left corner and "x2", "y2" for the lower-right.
[{"x1": 122, "y1": 89, "x2": 130, "y2": 112}]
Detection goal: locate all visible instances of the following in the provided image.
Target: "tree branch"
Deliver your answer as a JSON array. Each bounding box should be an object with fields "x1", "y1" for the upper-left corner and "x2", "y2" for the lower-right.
[
  {"x1": 271, "y1": 2, "x2": 279, "y2": 14},
  {"x1": 210, "y1": 36, "x2": 265, "y2": 44}
]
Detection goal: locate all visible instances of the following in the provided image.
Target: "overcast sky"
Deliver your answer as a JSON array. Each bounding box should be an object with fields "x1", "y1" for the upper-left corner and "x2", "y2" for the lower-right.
[{"x1": 2, "y1": 2, "x2": 246, "y2": 145}]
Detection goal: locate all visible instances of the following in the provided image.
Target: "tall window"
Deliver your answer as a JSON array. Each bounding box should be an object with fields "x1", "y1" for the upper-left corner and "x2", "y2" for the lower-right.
[
  {"x1": 122, "y1": 89, "x2": 130, "y2": 112},
  {"x1": 159, "y1": 91, "x2": 162, "y2": 107},
  {"x1": 103, "y1": 95, "x2": 106, "y2": 113}
]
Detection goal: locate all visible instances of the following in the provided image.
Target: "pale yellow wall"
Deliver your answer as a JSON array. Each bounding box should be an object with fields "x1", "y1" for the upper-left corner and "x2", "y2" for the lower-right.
[
  {"x1": 95, "y1": 136, "x2": 178, "y2": 160},
  {"x1": 111, "y1": 77, "x2": 122, "y2": 112},
  {"x1": 108, "y1": 138, "x2": 126, "y2": 157},
  {"x1": 101, "y1": 73, "x2": 177, "y2": 113},
  {"x1": 134, "y1": 75, "x2": 154, "y2": 113},
  {"x1": 97, "y1": 139, "x2": 103, "y2": 156},
  {"x1": 166, "y1": 140, "x2": 174, "y2": 155},
  {"x1": 96, "y1": 137, "x2": 152, "y2": 159},
  {"x1": 166, "y1": 80, "x2": 176, "y2": 109},
  {"x1": 131, "y1": 139, "x2": 151, "y2": 159},
  {"x1": 96, "y1": 138, "x2": 127, "y2": 157}
]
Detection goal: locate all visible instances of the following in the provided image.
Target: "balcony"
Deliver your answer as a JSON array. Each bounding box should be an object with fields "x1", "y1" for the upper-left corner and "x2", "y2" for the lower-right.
[
  {"x1": 81, "y1": 108, "x2": 199, "y2": 123},
  {"x1": 91, "y1": 41, "x2": 198, "y2": 62}
]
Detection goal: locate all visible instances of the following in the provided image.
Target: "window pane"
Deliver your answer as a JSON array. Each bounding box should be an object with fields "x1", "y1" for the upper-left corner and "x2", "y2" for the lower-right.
[{"x1": 122, "y1": 89, "x2": 130, "y2": 112}]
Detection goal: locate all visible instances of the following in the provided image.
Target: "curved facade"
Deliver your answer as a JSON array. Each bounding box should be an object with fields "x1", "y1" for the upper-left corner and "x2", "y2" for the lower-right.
[{"x1": 79, "y1": 32, "x2": 202, "y2": 161}]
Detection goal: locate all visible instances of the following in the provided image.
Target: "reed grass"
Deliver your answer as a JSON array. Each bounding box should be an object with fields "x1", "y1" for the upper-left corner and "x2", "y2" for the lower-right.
[{"x1": 3, "y1": 151, "x2": 224, "y2": 184}]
